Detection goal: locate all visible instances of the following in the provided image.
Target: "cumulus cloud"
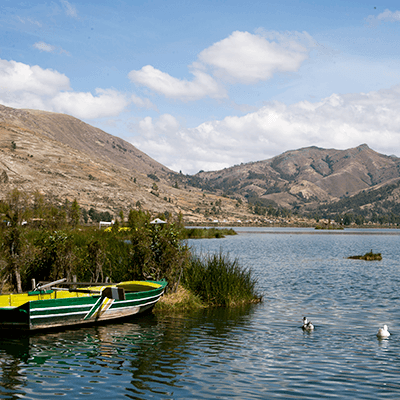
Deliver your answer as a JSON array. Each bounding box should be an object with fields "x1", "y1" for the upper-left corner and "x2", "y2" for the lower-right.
[
  {"x1": 0, "y1": 59, "x2": 70, "y2": 96},
  {"x1": 52, "y1": 88, "x2": 130, "y2": 119},
  {"x1": 129, "y1": 65, "x2": 226, "y2": 101},
  {"x1": 0, "y1": 59, "x2": 129, "y2": 119},
  {"x1": 129, "y1": 30, "x2": 312, "y2": 101},
  {"x1": 198, "y1": 30, "x2": 311, "y2": 84},
  {"x1": 130, "y1": 85, "x2": 400, "y2": 174}
]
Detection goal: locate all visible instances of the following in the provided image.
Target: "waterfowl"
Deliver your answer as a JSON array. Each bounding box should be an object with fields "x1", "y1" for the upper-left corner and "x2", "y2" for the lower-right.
[
  {"x1": 302, "y1": 317, "x2": 314, "y2": 331},
  {"x1": 304, "y1": 321, "x2": 314, "y2": 331},
  {"x1": 377, "y1": 325, "x2": 390, "y2": 338}
]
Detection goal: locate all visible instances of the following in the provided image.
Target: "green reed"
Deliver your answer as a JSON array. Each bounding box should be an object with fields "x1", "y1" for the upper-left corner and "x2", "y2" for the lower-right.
[
  {"x1": 183, "y1": 251, "x2": 261, "y2": 307},
  {"x1": 182, "y1": 228, "x2": 237, "y2": 239}
]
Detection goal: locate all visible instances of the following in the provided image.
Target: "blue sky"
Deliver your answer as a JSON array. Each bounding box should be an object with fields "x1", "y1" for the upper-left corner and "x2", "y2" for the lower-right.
[{"x1": 2, "y1": 1, "x2": 400, "y2": 174}]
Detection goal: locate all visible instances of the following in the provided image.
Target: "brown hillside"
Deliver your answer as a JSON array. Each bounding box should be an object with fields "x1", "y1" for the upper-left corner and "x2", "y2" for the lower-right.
[
  {"x1": 0, "y1": 104, "x2": 252, "y2": 223},
  {"x1": 194, "y1": 144, "x2": 400, "y2": 211}
]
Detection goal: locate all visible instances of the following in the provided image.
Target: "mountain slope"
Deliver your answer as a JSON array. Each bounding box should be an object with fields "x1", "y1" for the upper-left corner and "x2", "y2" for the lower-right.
[
  {"x1": 2, "y1": 103, "x2": 400, "y2": 224},
  {"x1": 0, "y1": 104, "x2": 248, "y2": 223},
  {"x1": 0, "y1": 104, "x2": 171, "y2": 177},
  {"x1": 190, "y1": 144, "x2": 400, "y2": 211}
]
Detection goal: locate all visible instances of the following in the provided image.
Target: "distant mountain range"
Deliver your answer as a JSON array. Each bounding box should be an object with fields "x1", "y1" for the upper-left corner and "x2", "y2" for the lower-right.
[
  {"x1": 183, "y1": 144, "x2": 400, "y2": 222},
  {"x1": 1, "y1": 104, "x2": 400, "y2": 224}
]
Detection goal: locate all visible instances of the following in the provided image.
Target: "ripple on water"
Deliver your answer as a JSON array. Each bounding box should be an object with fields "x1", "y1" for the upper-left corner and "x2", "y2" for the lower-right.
[{"x1": 1, "y1": 230, "x2": 400, "y2": 399}]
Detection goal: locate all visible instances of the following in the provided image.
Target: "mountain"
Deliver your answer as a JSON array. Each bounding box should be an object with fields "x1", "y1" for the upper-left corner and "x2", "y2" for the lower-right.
[
  {"x1": 186, "y1": 144, "x2": 400, "y2": 220},
  {"x1": 0, "y1": 104, "x2": 170, "y2": 177},
  {"x1": 1, "y1": 103, "x2": 400, "y2": 225},
  {"x1": 0, "y1": 104, "x2": 252, "y2": 223}
]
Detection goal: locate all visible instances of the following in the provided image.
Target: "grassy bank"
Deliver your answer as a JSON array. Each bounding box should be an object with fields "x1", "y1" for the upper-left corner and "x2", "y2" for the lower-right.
[
  {"x1": 182, "y1": 227, "x2": 237, "y2": 239},
  {"x1": 154, "y1": 286, "x2": 205, "y2": 313}
]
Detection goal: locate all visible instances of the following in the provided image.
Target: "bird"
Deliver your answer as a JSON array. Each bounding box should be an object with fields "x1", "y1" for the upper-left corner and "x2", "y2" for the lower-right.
[
  {"x1": 302, "y1": 317, "x2": 314, "y2": 331},
  {"x1": 377, "y1": 325, "x2": 390, "y2": 338}
]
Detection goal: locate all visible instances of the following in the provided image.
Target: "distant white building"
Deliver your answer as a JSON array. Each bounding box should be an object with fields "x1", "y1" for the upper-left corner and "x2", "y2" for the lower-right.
[{"x1": 99, "y1": 220, "x2": 115, "y2": 229}]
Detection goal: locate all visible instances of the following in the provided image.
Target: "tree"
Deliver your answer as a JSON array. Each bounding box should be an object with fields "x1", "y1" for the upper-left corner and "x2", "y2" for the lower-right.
[
  {"x1": 119, "y1": 209, "x2": 124, "y2": 224},
  {"x1": 0, "y1": 189, "x2": 30, "y2": 293},
  {"x1": 31, "y1": 230, "x2": 75, "y2": 283},
  {"x1": 69, "y1": 199, "x2": 80, "y2": 227}
]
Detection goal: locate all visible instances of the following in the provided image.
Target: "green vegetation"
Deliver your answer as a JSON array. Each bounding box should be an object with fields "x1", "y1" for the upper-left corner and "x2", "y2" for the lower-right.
[
  {"x1": 182, "y1": 251, "x2": 261, "y2": 307},
  {"x1": 348, "y1": 250, "x2": 382, "y2": 261},
  {"x1": 311, "y1": 181, "x2": 400, "y2": 226},
  {"x1": 154, "y1": 286, "x2": 205, "y2": 313},
  {"x1": 315, "y1": 224, "x2": 344, "y2": 230},
  {"x1": 0, "y1": 189, "x2": 260, "y2": 309},
  {"x1": 182, "y1": 227, "x2": 237, "y2": 239}
]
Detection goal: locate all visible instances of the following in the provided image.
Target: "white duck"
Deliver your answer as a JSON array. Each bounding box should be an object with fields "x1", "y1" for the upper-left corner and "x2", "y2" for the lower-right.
[
  {"x1": 377, "y1": 325, "x2": 390, "y2": 338},
  {"x1": 302, "y1": 317, "x2": 314, "y2": 331}
]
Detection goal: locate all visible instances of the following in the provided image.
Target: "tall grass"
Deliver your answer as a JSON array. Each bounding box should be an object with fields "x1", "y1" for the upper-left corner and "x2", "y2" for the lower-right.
[{"x1": 182, "y1": 251, "x2": 261, "y2": 307}]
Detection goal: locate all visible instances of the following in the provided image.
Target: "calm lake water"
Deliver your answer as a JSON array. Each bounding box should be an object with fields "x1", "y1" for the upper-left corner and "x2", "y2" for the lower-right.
[{"x1": 1, "y1": 227, "x2": 400, "y2": 399}]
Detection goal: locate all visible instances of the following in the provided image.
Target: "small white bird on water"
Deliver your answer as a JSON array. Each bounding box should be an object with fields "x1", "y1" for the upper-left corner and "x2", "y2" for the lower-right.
[
  {"x1": 302, "y1": 317, "x2": 314, "y2": 331},
  {"x1": 377, "y1": 325, "x2": 390, "y2": 338}
]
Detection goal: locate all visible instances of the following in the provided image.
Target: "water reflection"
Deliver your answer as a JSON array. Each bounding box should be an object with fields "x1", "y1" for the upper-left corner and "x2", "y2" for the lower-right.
[
  {"x1": 2, "y1": 229, "x2": 400, "y2": 398},
  {"x1": 0, "y1": 305, "x2": 258, "y2": 399}
]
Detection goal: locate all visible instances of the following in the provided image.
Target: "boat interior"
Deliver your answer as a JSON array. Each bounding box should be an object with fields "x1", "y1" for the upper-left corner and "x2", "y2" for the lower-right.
[{"x1": 0, "y1": 280, "x2": 163, "y2": 309}]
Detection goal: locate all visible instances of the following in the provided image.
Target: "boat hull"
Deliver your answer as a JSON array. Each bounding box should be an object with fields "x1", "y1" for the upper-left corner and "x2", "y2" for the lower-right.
[{"x1": 0, "y1": 280, "x2": 166, "y2": 331}]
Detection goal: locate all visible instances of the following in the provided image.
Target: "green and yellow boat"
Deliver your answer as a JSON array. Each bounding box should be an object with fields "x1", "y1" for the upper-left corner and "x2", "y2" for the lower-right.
[{"x1": 0, "y1": 279, "x2": 167, "y2": 331}]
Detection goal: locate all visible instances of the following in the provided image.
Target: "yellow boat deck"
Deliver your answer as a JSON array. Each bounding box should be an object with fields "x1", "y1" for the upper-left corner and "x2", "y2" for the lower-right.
[{"x1": 0, "y1": 280, "x2": 162, "y2": 309}]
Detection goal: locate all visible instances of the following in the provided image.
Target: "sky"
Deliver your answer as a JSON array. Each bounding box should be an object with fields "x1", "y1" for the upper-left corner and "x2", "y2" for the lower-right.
[{"x1": 2, "y1": 1, "x2": 400, "y2": 174}]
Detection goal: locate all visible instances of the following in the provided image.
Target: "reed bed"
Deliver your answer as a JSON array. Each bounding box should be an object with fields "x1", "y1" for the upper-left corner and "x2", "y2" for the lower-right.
[
  {"x1": 182, "y1": 228, "x2": 237, "y2": 239},
  {"x1": 183, "y1": 251, "x2": 261, "y2": 307}
]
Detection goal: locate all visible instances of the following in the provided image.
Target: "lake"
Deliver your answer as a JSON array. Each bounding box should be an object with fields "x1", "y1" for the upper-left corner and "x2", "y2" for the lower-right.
[{"x1": 1, "y1": 227, "x2": 400, "y2": 399}]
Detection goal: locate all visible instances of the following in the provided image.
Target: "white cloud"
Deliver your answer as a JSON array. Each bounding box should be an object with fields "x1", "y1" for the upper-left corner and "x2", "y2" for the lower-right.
[
  {"x1": 131, "y1": 94, "x2": 158, "y2": 110},
  {"x1": 367, "y1": 9, "x2": 400, "y2": 25},
  {"x1": 0, "y1": 59, "x2": 128, "y2": 119},
  {"x1": 129, "y1": 65, "x2": 226, "y2": 101},
  {"x1": 129, "y1": 30, "x2": 312, "y2": 101},
  {"x1": 198, "y1": 30, "x2": 311, "y2": 84},
  {"x1": 377, "y1": 9, "x2": 400, "y2": 22},
  {"x1": 0, "y1": 59, "x2": 70, "y2": 96},
  {"x1": 33, "y1": 41, "x2": 56, "y2": 53},
  {"x1": 17, "y1": 16, "x2": 42, "y2": 27},
  {"x1": 60, "y1": 0, "x2": 78, "y2": 18},
  {"x1": 130, "y1": 85, "x2": 400, "y2": 174},
  {"x1": 52, "y1": 88, "x2": 130, "y2": 119},
  {"x1": 33, "y1": 41, "x2": 70, "y2": 56}
]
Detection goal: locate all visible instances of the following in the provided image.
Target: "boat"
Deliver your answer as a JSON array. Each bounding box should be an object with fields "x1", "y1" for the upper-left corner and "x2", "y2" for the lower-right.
[{"x1": 0, "y1": 278, "x2": 167, "y2": 331}]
